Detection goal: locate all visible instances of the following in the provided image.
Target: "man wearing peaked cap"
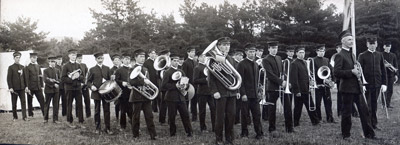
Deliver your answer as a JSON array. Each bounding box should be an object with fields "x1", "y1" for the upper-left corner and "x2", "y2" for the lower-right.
[
  {"x1": 76, "y1": 53, "x2": 91, "y2": 118},
  {"x1": 232, "y1": 48, "x2": 244, "y2": 125},
  {"x1": 144, "y1": 48, "x2": 160, "y2": 113},
  {"x1": 182, "y1": 46, "x2": 198, "y2": 121},
  {"x1": 382, "y1": 40, "x2": 398, "y2": 109},
  {"x1": 110, "y1": 54, "x2": 121, "y2": 121},
  {"x1": 43, "y1": 56, "x2": 61, "y2": 123},
  {"x1": 7, "y1": 51, "x2": 28, "y2": 121},
  {"x1": 334, "y1": 30, "x2": 376, "y2": 139},
  {"x1": 157, "y1": 48, "x2": 171, "y2": 125},
  {"x1": 25, "y1": 52, "x2": 46, "y2": 118}
]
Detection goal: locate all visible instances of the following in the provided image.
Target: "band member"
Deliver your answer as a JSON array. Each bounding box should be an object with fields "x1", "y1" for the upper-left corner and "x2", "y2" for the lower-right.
[
  {"x1": 161, "y1": 51, "x2": 193, "y2": 137},
  {"x1": 334, "y1": 30, "x2": 375, "y2": 139},
  {"x1": 7, "y1": 51, "x2": 28, "y2": 121},
  {"x1": 115, "y1": 54, "x2": 133, "y2": 131},
  {"x1": 158, "y1": 49, "x2": 170, "y2": 125},
  {"x1": 209, "y1": 37, "x2": 238, "y2": 144},
  {"x1": 143, "y1": 49, "x2": 159, "y2": 112},
  {"x1": 262, "y1": 41, "x2": 294, "y2": 133},
  {"x1": 56, "y1": 55, "x2": 67, "y2": 116},
  {"x1": 193, "y1": 51, "x2": 216, "y2": 132},
  {"x1": 43, "y1": 56, "x2": 61, "y2": 123},
  {"x1": 25, "y1": 52, "x2": 45, "y2": 117},
  {"x1": 358, "y1": 36, "x2": 387, "y2": 130},
  {"x1": 256, "y1": 45, "x2": 269, "y2": 122},
  {"x1": 313, "y1": 45, "x2": 335, "y2": 123},
  {"x1": 61, "y1": 49, "x2": 85, "y2": 128},
  {"x1": 282, "y1": 46, "x2": 294, "y2": 132},
  {"x1": 87, "y1": 52, "x2": 112, "y2": 134},
  {"x1": 178, "y1": 55, "x2": 184, "y2": 69},
  {"x1": 237, "y1": 44, "x2": 263, "y2": 139},
  {"x1": 111, "y1": 54, "x2": 121, "y2": 121},
  {"x1": 232, "y1": 49, "x2": 244, "y2": 124},
  {"x1": 76, "y1": 54, "x2": 91, "y2": 118},
  {"x1": 382, "y1": 41, "x2": 398, "y2": 108},
  {"x1": 290, "y1": 47, "x2": 320, "y2": 127},
  {"x1": 182, "y1": 46, "x2": 198, "y2": 121}
]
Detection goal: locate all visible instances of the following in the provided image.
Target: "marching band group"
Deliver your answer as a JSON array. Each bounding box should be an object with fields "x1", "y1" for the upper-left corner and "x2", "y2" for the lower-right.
[{"x1": 6, "y1": 30, "x2": 398, "y2": 144}]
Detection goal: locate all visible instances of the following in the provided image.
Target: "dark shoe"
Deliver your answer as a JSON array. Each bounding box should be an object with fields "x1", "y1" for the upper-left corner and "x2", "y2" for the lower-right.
[
  {"x1": 170, "y1": 133, "x2": 176, "y2": 137},
  {"x1": 187, "y1": 132, "x2": 192, "y2": 137},
  {"x1": 268, "y1": 127, "x2": 276, "y2": 132},
  {"x1": 192, "y1": 117, "x2": 197, "y2": 122},
  {"x1": 255, "y1": 134, "x2": 263, "y2": 140},
  {"x1": 150, "y1": 136, "x2": 156, "y2": 140},
  {"x1": 343, "y1": 136, "x2": 351, "y2": 141},
  {"x1": 352, "y1": 112, "x2": 359, "y2": 118},
  {"x1": 388, "y1": 106, "x2": 394, "y2": 108},
  {"x1": 105, "y1": 129, "x2": 113, "y2": 135},
  {"x1": 294, "y1": 122, "x2": 299, "y2": 127}
]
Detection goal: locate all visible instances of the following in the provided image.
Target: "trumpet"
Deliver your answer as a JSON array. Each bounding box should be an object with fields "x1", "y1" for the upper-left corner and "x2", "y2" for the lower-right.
[
  {"x1": 384, "y1": 60, "x2": 398, "y2": 72},
  {"x1": 306, "y1": 58, "x2": 317, "y2": 111},
  {"x1": 202, "y1": 40, "x2": 242, "y2": 90},
  {"x1": 317, "y1": 66, "x2": 335, "y2": 88},
  {"x1": 130, "y1": 66, "x2": 159, "y2": 100},
  {"x1": 172, "y1": 71, "x2": 195, "y2": 100},
  {"x1": 154, "y1": 55, "x2": 171, "y2": 79}
]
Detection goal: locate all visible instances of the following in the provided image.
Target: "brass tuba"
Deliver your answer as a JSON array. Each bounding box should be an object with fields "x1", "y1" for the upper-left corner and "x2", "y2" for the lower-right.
[
  {"x1": 317, "y1": 66, "x2": 335, "y2": 88},
  {"x1": 154, "y1": 55, "x2": 170, "y2": 79},
  {"x1": 202, "y1": 40, "x2": 242, "y2": 90},
  {"x1": 130, "y1": 66, "x2": 159, "y2": 100},
  {"x1": 306, "y1": 58, "x2": 317, "y2": 111}
]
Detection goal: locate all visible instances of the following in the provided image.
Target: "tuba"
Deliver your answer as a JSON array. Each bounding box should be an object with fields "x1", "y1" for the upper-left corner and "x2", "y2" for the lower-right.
[
  {"x1": 130, "y1": 66, "x2": 159, "y2": 100},
  {"x1": 317, "y1": 66, "x2": 335, "y2": 88},
  {"x1": 306, "y1": 58, "x2": 317, "y2": 111},
  {"x1": 202, "y1": 40, "x2": 242, "y2": 90},
  {"x1": 154, "y1": 55, "x2": 171, "y2": 79},
  {"x1": 172, "y1": 71, "x2": 195, "y2": 100}
]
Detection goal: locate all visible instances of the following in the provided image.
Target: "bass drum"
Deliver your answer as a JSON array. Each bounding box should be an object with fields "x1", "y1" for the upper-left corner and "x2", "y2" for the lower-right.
[{"x1": 98, "y1": 80, "x2": 122, "y2": 103}]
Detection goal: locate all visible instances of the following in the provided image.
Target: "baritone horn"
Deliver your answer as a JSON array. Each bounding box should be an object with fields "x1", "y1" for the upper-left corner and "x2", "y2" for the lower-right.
[
  {"x1": 317, "y1": 66, "x2": 335, "y2": 88},
  {"x1": 154, "y1": 55, "x2": 170, "y2": 79},
  {"x1": 306, "y1": 58, "x2": 316, "y2": 111},
  {"x1": 202, "y1": 40, "x2": 242, "y2": 90},
  {"x1": 130, "y1": 66, "x2": 159, "y2": 100},
  {"x1": 172, "y1": 71, "x2": 195, "y2": 100}
]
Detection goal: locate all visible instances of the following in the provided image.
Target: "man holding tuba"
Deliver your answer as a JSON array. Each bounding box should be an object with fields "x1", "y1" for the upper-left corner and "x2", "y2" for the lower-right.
[
  {"x1": 156, "y1": 49, "x2": 170, "y2": 125},
  {"x1": 313, "y1": 45, "x2": 335, "y2": 123},
  {"x1": 129, "y1": 49, "x2": 157, "y2": 139},
  {"x1": 182, "y1": 46, "x2": 198, "y2": 121},
  {"x1": 382, "y1": 41, "x2": 398, "y2": 108}
]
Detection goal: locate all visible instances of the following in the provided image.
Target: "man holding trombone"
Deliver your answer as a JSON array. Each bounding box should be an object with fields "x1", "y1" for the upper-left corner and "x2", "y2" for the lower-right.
[{"x1": 382, "y1": 41, "x2": 398, "y2": 109}]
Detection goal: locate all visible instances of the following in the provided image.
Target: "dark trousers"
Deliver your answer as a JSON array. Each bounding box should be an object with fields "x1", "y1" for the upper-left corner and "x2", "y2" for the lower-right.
[
  {"x1": 385, "y1": 77, "x2": 394, "y2": 107},
  {"x1": 315, "y1": 87, "x2": 334, "y2": 122},
  {"x1": 241, "y1": 98, "x2": 262, "y2": 136},
  {"x1": 337, "y1": 91, "x2": 358, "y2": 117},
  {"x1": 365, "y1": 86, "x2": 379, "y2": 127},
  {"x1": 198, "y1": 94, "x2": 216, "y2": 131},
  {"x1": 262, "y1": 93, "x2": 269, "y2": 120},
  {"x1": 268, "y1": 91, "x2": 293, "y2": 132},
  {"x1": 341, "y1": 92, "x2": 375, "y2": 138},
  {"x1": 11, "y1": 90, "x2": 27, "y2": 119},
  {"x1": 167, "y1": 101, "x2": 192, "y2": 136},
  {"x1": 27, "y1": 89, "x2": 45, "y2": 116},
  {"x1": 215, "y1": 97, "x2": 236, "y2": 143},
  {"x1": 44, "y1": 92, "x2": 60, "y2": 121},
  {"x1": 190, "y1": 94, "x2": 198, "y2": 121},
  {"x1": 159, "y1": 91, "x2": 167, "y2": 123},
  {"x1": 66, "y1": 90, "x2": 83, "y2": 123},
  {"x1": 293, "y1": 93, "x2": 319, "y2": 126},
  {"x1": 60, "y1": 89, "x2": 67, "y2": 116},
  {"x1": 115, "y1": 101, "x2": 120, "y2": 120},
  {"x1": 82, "y1": 88, "x2": 91, "y2": 117},
  {"x1": 235, "y1": 98, "x2": 241, "y2": 123},
  {"x1": 120, "y1": 97, "x2": 133, "y2": 129},
  {"x1": 94, "y1": 98, "x2": 110, "y2": 130},
  {"x1": 132, "y1": 101, "x2": 156, "y2": 138},
  {"x1": 152, "y1": 93, "x2": 161, "y2": 112}
]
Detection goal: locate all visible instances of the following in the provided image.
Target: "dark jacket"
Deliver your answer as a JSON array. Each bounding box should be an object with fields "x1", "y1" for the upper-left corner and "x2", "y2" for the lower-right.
[
  {"x1": 237, "y1": 58, "x2": 258, "y2": 98},
  {"x1": 115, "y1": 65, "x2": 132, "y2": 98},
  {"x1": 7, "y1": 63, "x2": 26, "y2": 90},
  {"x1": 313, "y1": 56, "x2": 332, "y2": 85},
  {"x1": 61, "y1": 62, "x2": 84, "y2": 90},
  {"x1": 333, "y1": 48, "x2": 360, "y2": 94},
  {"x1": 110, "y1": 66, "x2": 119, "y2": 75},
  {"x1": 143, "y1": 59, "x2": 158, "y2": 85},
  {"x1": 56, "y1": 64, "x2": 64, "y2": 90},
  {"x1": 262, "y1": 55, "x2": 283, "y2": 92},
  {"x1": 290, "y1": 59, "x2": 310, "y2": 94},
  {"x1": 129, "y1": 64, "x2": 150, "y2": 102},
  {"x1": 43, "y1": 67, "x2": 60, "y2": 93},
  {"x1": 208, "y1": 56, "x2": 238, "y2": 97},
  {"x1": 24, "y1": 63, "x2": 43, "y2": 91},
  {"x1": 383, "y1": 51, "x2": 398, "y2": 78},
  {"x1": 193, "y1": 63, "x2": 211, "y2": 95},
  {"x1": 182, "y1": 58, "x2": 195, "y2": 84},
  {"x1": 79, "y1": 63, "x2": 88, "y2": 89},
  {"x1": 87, "y1": 64, "x2": 111, "y2": 100},
  {"x1": 161, "y1": 67, "x2": 186, "y2": 101},
  {"x1": 358, "y1": 51, "x2": 387, "y2": 88}
]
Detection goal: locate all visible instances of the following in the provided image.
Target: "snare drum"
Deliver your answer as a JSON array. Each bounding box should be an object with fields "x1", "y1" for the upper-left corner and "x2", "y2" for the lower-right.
[{"x1": 98, "y1": 80, "x2": 122, "y2": 102}]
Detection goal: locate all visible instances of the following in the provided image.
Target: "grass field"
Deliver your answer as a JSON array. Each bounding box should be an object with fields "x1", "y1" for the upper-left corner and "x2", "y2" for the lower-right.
[{"x1": 1, "y1": 86, "x2": 400, "y2": 145}]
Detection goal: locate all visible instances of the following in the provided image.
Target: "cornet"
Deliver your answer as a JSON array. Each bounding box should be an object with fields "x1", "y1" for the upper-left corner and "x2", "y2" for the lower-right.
[
  {"x1": 202, "y1": 40, "x2": 242, "y2": 90},
  {"x1": 130, "y1": 66, "x2": 159, "y2": 100},
  {"x1": 306, "y1": 58, "x2": 316, "y2": 111},
  {"x1": 384, "y1": 60, "x2": 398, "y2": 72}
]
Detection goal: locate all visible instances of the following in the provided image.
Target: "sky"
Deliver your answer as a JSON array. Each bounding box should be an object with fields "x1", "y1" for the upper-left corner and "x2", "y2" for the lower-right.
[{"x1": 1, "y1": 0, "x2": 344, "y2": 40}]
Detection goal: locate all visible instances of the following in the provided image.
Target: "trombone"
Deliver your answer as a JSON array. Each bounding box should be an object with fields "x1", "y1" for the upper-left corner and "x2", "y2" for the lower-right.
[
  {"x1": 259, "y1": 67, "x2": 273, "y2": 105},
  {"x1": 306, "y1": 58, "x2": 317, "y2": 111},
  {"x1": 130, "y1": 66, "x2": 159, "y2": 100},
  {"x1": 276, "y1": 59, "x2": 292, "y2": 113}
]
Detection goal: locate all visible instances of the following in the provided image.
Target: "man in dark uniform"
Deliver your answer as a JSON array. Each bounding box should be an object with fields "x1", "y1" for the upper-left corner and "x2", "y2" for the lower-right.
[
  {"x1": 193, "y1": 51, "x2": 216, "y2": 132},
  {"x1": 129, "y1": 49, "x2": 157, "y2": 139},
  {"x1": 237, "y1": 44, "x2": 263, "y2": 139},
  {"x1": 43, "y1": 56, "x2": 61, "y2": 123},
  {"x1": 358, "y1": 36, "x2": 387, "y2": 130},
  {"x1": 290, "y1": 47, "x2": 320, "y2": 127},
  {"x1": 61, "y1": 49, "x2": 85, "y2": 128},
  {"x1": 209, "y1": 37, "x2": 239, "y2": 144},
  {"x1": 143, "y1": 48, "x2": 159, "y2": 112},
  {"x1": 56, "y1": 55, "x2": 67, "y2": 117},
  {"x1": 110, "y1": 54, "x2": 121, "y2": 121},
  {"x1": 232, "y1": 49, "x2": 244, "y2": 124},
  {"x1": 257, "y1": 45, "x2": 269, "y2": 122},
  {"x1": 281, "y1": 46, "x2": 295, "y2": 132},
  {"x1": 24, "y1": 52, "x2": 45, "y2": 117},
  {"x1": 182, "y1": 46, "x2": 197, "y2": 121},
  {"x1": 158, "y1": 49, "x2": 170, "y2": 125},
  {"x1": 87, "y1": 52, "x2": 112, "y2": 134},
  {"x1": 7, "y1": 51, "x2": 28, "y2": 121},
  {"x1": 161, "y1": 51, "x2": 193, "y2": 137},
  {"x1": 115, "y1": 54, "x2": 133, "y2": 131},
  {"x1": 76, "y1": 54, "x2": 91, "y2": 118},
  {"x1": 313, "y1": 45, "x2": 335, "y2": 123},
  {"x1": 334, "y1": 30, "x2": 376, "y2": 139},
  {"x1": 382, "y1": 41, "x2": 398, "y2": 108}
]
